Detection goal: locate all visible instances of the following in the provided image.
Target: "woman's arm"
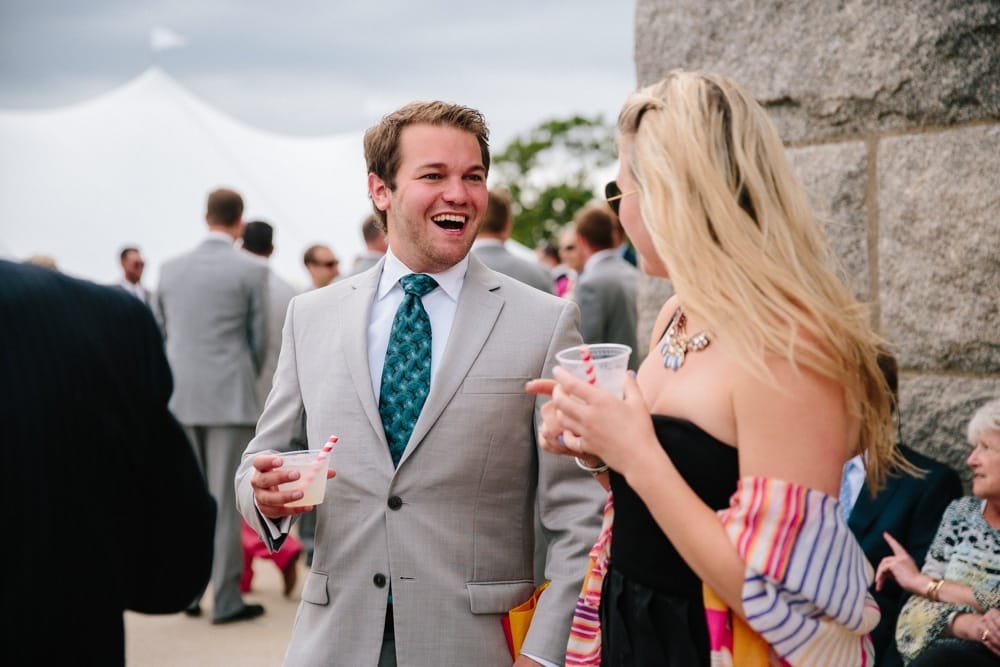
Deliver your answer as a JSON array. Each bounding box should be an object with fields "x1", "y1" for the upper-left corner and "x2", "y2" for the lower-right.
[
  {"x1": 877, "y1": 503, "x2": 986, "y2": 613},
  {"x1": 551, "y1": 351, "x2": 854, "y2": 615}
]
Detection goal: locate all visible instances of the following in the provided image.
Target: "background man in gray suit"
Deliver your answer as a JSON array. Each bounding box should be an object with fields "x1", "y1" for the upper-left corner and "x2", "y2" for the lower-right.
[
  {"x1": 156, "y1": 187, "x2": 269, "y2": 624},
  {"x1": 242, "y1": 219, "x2": 298, "y2": 402},
  {"x1": 238, "y1": 101, "x2": 602, "y2": 666},
  {"x1": 351, "y1": 213, "x2": 389, "y2": 275},
  {"x1": 472, "y1": 188, "x2": 553, "y2": 294},
  {"x1": 572, "y1": 202, "x2": 641, "y2": 370}
]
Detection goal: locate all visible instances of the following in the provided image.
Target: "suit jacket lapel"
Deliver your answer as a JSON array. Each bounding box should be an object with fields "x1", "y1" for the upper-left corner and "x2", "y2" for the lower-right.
[
  {"x1": 341, "y1": 260, "x2": 389, "y2": 451},
  {"x1": 848, "y1": 477, "x2": 899, "y2": 536},
  {"x1": 398, "y1": 255, "x2": 502, "y2": 466}
]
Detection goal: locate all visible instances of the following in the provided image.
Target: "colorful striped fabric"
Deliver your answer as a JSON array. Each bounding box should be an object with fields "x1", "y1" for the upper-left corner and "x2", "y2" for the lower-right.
[
  {"x1": 706, "y1": 477, "x2": 880, "y2": 667},
  {"x1": 565, "y1": 492, "x2": 614, "y2": 666}
]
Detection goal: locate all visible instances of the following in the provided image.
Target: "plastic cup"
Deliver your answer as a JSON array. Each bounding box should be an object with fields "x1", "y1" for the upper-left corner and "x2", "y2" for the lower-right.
[
  {"x1": 278, "y1": 450, "x2": 331, "y2": 507},
  {"x1": 555, "y1": 343, "x2": 632, "y2": 398}
]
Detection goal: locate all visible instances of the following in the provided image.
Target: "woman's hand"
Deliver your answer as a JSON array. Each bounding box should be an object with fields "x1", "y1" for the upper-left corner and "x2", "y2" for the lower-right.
[
  {"x1": 974, "y1": 608, "x2": 1000, "y2": 656},
  {"x1": 526, "y1": 378, "x2": 581, "y2": 460},
  {"x1": 545, "y1": 367, "x2": 659, "y2": 477},
  {"x1": 875, "y1": 532, "x2": 927, "y2": 595}
]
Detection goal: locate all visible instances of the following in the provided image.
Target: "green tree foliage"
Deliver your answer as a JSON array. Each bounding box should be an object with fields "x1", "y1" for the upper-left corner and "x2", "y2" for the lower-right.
[{"x1": 491, "y1": 115, "x2": 617, "y2": 248}]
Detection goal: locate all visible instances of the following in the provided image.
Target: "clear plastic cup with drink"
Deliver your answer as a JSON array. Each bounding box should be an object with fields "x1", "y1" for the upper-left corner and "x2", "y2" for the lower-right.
[
  {"x1": 555, "y1": 343, "x2": 632, "y2": 398},
  {"x1": 278, "y1": 450, "x2": 332, "y2": 507}
]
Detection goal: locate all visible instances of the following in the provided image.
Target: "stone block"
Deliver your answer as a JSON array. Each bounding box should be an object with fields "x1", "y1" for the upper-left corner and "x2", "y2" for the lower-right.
[
  {"x1": 787, "y1": 142, "x2": 871, "y2": 302},
  {"x1": 878, "y1": 125, "x2": 1000, "y2": 372},
  {"x1": 899, "y1": 373, "x2": 1000, "y2": 492},
  {"x1": 635, "y1": 0, "x2": 1000, "y2": 143}
]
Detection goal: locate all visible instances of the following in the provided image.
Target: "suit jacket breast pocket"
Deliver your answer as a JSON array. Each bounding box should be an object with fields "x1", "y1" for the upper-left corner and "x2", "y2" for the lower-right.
[{"x1": 461, "y1": 376, "x2": 531, "y2": 395}]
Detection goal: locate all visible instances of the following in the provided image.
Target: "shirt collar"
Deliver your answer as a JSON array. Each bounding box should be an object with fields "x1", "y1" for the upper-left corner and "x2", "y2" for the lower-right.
[
  {"x1": 472, "y1": 238, "x2": 504, "y2": 249},
  {"x1": 583, "y1": 247, "x2": 617, "y2": 272},
  {"x1": 206, "y1": 230, "x2": 237, "y2": 245},
  {"x1": 377, "y1": 247, "x2": 468, "y2": 303}
]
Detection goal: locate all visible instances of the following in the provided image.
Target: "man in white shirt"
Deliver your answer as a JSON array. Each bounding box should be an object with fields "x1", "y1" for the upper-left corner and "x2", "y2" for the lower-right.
[
  {"x1": 237, "y1": 101, "x2": 602, "y2": 666},
  {"x1": 839, "y1": 350, "x2": 962, "y2": 666},
  {"x1": 116, "y1": 246, "x2": 151, "y2": 305}
]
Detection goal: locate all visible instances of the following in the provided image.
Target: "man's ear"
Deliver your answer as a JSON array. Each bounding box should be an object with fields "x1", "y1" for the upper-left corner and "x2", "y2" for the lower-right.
[{"x1": 369, "y1": 173, "x2": 391, "y2": 213}]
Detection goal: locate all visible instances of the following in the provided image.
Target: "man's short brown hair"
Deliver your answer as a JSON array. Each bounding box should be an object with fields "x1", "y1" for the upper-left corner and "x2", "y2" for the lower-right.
[
  {"x1": 481, "y1": 189, "x2": 512, "y2": 235},
  {"x1": 206, "y1": 188, "x2": 244, "y2": 227},
  {"x1": 574, "y1": 203, "x2": 616, "y2": 250},
  {"x1": 363, "y1": 101, "x2": 490, "y2": 230},
  {"x1": 361, "y1": 214, "x2": 382, "y2": 243}
]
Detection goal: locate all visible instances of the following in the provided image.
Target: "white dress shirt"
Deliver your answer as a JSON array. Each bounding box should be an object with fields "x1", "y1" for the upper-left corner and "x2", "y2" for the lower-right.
[
  {"x1": 118, "y1": 279, "x2": 149, "y2": 304},
  {"x1": 367, "y1": 248, "x2": 467, "y2": 401},
  {"x1": 839, "y1": 455, "x2": 866, "y2": 520},
  {"x1": 264, "y1": 249, "x2": 557, "y2": 667}
]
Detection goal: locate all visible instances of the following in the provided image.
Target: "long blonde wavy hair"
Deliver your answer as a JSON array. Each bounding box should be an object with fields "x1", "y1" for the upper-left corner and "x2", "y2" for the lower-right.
[{"x1": 618, "y1": 70, "x2": 899, "y2": 489}]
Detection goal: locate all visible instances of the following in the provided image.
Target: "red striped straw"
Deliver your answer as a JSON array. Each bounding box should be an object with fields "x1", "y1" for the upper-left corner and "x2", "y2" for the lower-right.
[
  {"x1": 579, "y1": 345, "x2": 597, "y2": 385},
  {"x1": 303, "y1": 435, "x2": 338, "y2": 484}
]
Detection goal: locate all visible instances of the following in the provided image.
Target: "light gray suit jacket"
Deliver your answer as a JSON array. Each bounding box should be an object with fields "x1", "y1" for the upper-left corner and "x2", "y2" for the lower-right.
[
  {"x1": 156, "y1": 236, "x2": 269, "y2": 425},
  {"x1": 237, "y1": 255, "x2": 603, "y2": 666},
  {"x1": 473, "y1": 243, "x2": 554, "y2": 294},
  {"x1": 574, "y1": 252, "x2": 641, "y2": 370},
  {"x1": 256, "y1": 265, "x2": 298, "y2": 404}
]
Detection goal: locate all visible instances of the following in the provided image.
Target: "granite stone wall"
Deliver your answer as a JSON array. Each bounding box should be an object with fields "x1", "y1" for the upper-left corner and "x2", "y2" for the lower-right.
[{"x1": 632, "y1": 0, "x2": 1000, "y2": 489}]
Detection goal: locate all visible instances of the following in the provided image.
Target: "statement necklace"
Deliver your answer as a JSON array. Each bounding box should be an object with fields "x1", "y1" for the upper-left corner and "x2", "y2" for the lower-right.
[{"x1": 660, "y1": 306, "x2": 712, "y2": 371}]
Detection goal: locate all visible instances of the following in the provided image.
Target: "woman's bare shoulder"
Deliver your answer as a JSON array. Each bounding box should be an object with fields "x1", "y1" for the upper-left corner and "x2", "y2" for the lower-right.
[{"x1": 731, "y1": 353, "x2": 852, "y2": 495}]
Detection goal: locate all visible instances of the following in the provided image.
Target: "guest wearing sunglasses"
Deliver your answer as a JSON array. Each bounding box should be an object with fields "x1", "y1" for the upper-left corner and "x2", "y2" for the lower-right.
[
  {"x1": 303, "y1": 243, "x2": 341, "y2": 289},
  {"x1": 116, "y1": 245, "x2": 152, "y2": 306},
  {"x1": 530, "y1": 70, "x2": 902, "y2": 666}
]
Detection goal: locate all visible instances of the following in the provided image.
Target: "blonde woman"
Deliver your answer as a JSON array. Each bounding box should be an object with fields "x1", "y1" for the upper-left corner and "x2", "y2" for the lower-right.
[{"x1": 529, "y1": 70, "x2": 899, "y2": 666}]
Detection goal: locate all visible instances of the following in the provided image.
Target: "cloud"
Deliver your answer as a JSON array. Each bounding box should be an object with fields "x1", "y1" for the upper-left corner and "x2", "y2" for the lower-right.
[{"x1": 150, "y1": 26, "x2": 187, "y2": 52}]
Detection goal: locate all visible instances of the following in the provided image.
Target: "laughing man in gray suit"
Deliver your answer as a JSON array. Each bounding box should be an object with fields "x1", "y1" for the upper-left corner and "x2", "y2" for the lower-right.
[
  {"x1": 472, "y1": 188, "x2": 554, "y2": 294},
  {"x1": 237, "y1": 102, "x2": 602, "y2": 666},
  {"x1": 156, "y1": 187, "x2": 269, "y2": 624},
  {"x1": 572, "y1": 203, "x2": 640, "y2": 370}
]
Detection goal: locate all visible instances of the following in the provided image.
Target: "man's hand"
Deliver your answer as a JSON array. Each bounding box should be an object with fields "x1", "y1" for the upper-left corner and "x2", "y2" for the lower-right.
[{"x1": 250, "y1": 453, "x2": 335, "y2": 519}]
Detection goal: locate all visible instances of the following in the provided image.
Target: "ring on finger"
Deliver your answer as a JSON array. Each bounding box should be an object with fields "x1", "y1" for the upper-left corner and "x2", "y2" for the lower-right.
[
  {"x1": 984, "y1": 629, "x2": 990, "y2": 642},
  {"x1": 557, "y1": 433, "x2": 565, "y2": 447}
]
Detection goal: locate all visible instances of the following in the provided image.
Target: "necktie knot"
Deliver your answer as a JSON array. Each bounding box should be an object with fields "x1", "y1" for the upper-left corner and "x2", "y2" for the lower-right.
[{"x1": 400, "y1": 273, "x2": 438, "y2": 298}]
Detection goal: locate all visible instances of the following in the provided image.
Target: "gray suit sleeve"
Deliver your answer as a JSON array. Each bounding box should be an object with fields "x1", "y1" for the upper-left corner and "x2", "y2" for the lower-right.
[
  {"x1": 235, "y1": 295, "x2": 307, "y2": 551},
  {"x1": 574, "y1": 278, "x2": 603, "y2": 344},
  {"x1": 247, "y1": 265, "x2": 269, "y2": 375},
  {"x1": 521, "y1": 299, "x2": 605, "y2": 662}
]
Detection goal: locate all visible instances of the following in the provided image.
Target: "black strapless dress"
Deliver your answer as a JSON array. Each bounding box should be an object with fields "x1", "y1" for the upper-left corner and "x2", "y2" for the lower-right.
[{"x1": 600, "y1": 415, "x2": 739, "y2": 667}]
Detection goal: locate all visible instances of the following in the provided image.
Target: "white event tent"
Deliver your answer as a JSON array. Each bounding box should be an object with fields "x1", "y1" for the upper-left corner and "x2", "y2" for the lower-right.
[{"x1": 0, "y1": 68, "x2": 371, "y2": 289}]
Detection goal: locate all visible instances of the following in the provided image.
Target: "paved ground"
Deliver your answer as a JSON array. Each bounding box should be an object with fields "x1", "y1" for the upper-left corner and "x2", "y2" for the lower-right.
[{"x1": 125, "y1": 557, "x2": 302, "y2": 665}]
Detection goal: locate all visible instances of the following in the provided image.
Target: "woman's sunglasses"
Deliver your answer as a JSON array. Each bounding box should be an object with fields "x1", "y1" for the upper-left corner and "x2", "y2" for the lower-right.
[{"x1": 604, "y1": 180, "x2": 637, "y2": 216}]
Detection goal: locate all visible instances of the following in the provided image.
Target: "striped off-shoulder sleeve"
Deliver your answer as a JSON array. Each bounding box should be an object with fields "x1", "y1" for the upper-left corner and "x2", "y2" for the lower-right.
[{"x1": 706, "y1": 477, "x2": 880, "y2": 667}]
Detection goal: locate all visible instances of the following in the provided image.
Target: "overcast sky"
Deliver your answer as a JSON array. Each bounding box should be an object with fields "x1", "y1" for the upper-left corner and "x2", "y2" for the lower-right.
[
  {"x1": 0, "y1": 1, "x2": 637, "y2": 149},
  {"x1": 0, "y1": 1, "x2": 637, "y2": 286}
]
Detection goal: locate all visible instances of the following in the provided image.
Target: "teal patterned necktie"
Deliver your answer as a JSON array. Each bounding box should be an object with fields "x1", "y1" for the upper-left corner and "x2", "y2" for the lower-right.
[{"x1": 379, "y1": 273, "x2": 438, "y2": 467}]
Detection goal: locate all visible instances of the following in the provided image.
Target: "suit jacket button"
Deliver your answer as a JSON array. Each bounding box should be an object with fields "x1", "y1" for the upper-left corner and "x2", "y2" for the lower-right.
[
  {"x1": 373, "y1": 573, "x2": 387, "y2": 588},
  {"x1": 387, "y1": 496, "x2": 403, "y2": 510}
]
